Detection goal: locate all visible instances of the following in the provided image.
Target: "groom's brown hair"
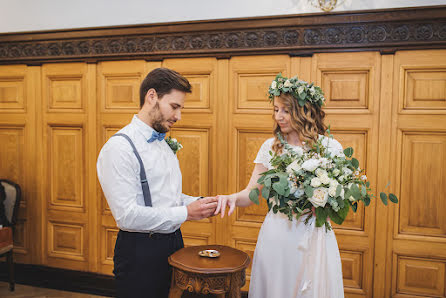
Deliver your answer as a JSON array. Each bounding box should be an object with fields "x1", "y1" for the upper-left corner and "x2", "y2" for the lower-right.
[{"x1": 140, "y1": 68, "x2": 191, "y2": 107}]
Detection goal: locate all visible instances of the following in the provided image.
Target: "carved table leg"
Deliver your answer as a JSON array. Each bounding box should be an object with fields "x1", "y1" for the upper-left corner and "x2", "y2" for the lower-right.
[
  {"x1": 169, "y1": 270, "x2": 184, "y2": 298},
  {"x1": 227, "y1": 271, "x2": 244, "y2": 298}
]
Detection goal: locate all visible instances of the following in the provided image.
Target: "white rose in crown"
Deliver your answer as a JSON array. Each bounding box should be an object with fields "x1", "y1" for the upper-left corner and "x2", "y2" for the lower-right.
[
  {"x1": 302, "y1": 159, "x2": 321, "y2": 172},
  {"x1": 309, "y1": 187, "x2": 329, "y2": 207},
  {"x1": 284, "y1": 79, "x2": 292, "y2": 88},
  {"x1": 271, "y1": 81, "x2": 277, "y2": 89}
]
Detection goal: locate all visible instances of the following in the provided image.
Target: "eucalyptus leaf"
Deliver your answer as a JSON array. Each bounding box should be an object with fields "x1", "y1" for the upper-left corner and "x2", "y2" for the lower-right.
[
  {"x1": 265, "y1": 178, "x2": 272, "y2": 188},
  {"x1": 344, "y1": 147, "x2": 353, "y2": 158},
  {"x1": 363, "y1": 195, "x2": 371, "y2": 206},
  {"x1": 336, "y1": 196, "x2": 345, "y2": 209},
  {"x1": 328, "y1": 208, "x2": 344, "y2": 225},
  {"x1": 361, "y1": 185, "x2": 367, "y2": 197},
  {"x1": 336, "y1": 184, "x2": 342, "y2": 197},
  {"x1": 338, "y1": 201, "x2": 350, "y2": 219},
  {"x1": 315, "y1": 207, "x2": 328, "y2": 227},
  {"x1": 389, "y1": 193, "x2": 398, "y2": 204},
  {"x1": 249, "y1": 188, "x2": 260, "y2": 205},
  {"x1": 352, "y1": 158, "x2": 359, "y2": 169},
  {"x1": 305, "y1": 186, "x2": 314, "y2": 198},
  {"x1": 262, "y1": 187, "x2": 271, "y2": 199},
  {"x1": 273, "y1": 183, "x2": 285, "y2": 196},
  {"x1": 380, "y1": 192, "x2": 388, "y2": 205}
]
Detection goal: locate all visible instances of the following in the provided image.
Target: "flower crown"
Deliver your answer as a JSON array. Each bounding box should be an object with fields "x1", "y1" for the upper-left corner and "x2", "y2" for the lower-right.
[{"x1": 268, "y1": 73, "x2": 326, "y2": 107}]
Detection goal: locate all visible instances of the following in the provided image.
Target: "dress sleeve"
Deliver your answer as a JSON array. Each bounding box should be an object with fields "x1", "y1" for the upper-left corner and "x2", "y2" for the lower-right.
[{"x1": 253, "y1": 138, "x2": 274, "y2": 169}]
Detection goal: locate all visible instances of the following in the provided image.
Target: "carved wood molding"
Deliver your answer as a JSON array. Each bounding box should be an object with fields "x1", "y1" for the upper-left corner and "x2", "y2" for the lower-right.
[{"x1": 0, "y1": 6, "x2": 445, "y2": 64}]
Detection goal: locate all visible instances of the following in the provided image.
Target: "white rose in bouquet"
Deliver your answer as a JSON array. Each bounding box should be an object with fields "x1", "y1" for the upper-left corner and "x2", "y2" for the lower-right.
[
  {"x1": 328, "y1": 186, "x2": 337, "y2": 197},
  {"x1": 310, "y1": 177, "x2": 322, "y2": 187},
  {"x1": 293, "y1": 146, "x2": 304, "y2": 157},
  {"x1": 342, "y1": 167, "x2": 353, "y2": 176},
  {"x1": 309, "y1": 187, "x2": 329, "y2": 207},
  {"x1": 286, "y1": 160, "x2": 301, "y2": 174},
  {"x1": 333, "y1": 150, "x2": 345, "y2": 158},
  {"x1": 329, "y1": 178, "x2": 338, "y2": 188},
  {"x1": 315, "y1": 168, "x2": 327, "y2": 177},
  {"x1": 333, "y1": 168, "x2": 341, "y2": 177},
  {"x1": 320, "y1": 174, "x2": 330, "y2": 185},
  {"x1": 302, "y1": 159, "x2": 321, "y2": 172},
  {"x1": 319, "y1": 158, "x2": 330, "y2": 168}
]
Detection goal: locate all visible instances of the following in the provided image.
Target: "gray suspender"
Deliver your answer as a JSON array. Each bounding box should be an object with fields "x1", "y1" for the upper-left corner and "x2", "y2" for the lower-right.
[{"x1": 112, "y1": 133, "x2": 152, "y2": 207}]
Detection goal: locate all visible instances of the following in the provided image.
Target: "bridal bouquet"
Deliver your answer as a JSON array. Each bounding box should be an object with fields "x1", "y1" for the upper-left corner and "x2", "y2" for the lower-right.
[{"x1": 249, "y1": 129, "x2": 398, "y2": 230}]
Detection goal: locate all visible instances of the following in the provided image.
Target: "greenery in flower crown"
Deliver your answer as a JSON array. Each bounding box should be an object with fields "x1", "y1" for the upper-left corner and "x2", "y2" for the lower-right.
[{"x1": 268, "y1": 73, "x2": 326, "y2": 107}]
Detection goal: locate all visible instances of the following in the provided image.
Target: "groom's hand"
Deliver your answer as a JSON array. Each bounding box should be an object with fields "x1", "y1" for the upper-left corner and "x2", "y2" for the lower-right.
[{"x1": 186, "y1": 197, "x2": 218, "y2": 221}]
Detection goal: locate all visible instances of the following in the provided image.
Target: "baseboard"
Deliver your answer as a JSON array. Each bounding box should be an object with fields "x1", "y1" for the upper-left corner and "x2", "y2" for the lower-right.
[
  {"x1": 0, "y1": 262, "x2": 114, "y2": 297},
  {"x1": 0, "y1": 262, "x2": 248, "y2": 297}
]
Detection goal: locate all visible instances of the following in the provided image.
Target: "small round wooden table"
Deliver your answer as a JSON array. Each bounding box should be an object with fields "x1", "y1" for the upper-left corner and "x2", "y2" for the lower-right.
[{"x1": 168, "y1": 245, "x2": 250, "y2": 298}]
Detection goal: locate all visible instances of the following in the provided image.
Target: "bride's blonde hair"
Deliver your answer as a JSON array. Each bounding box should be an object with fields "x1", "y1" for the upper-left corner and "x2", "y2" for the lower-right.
[{"x1": 272, "y1": 93, "x2": 327, "y2": 153}]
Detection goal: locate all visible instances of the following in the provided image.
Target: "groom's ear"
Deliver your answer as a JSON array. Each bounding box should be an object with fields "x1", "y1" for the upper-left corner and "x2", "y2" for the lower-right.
[{"x1": 144, "y1": 88, "x2": 158, "y2": 107}]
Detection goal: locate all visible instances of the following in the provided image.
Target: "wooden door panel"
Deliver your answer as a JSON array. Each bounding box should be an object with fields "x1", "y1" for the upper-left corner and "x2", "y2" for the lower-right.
[
  {"x1": 388, "y1": 50, "x2": 446, "y2": 298},
  {"x1": 313, "y1": 52, "x2": 381, "y2": 297},
  {"x1": 97, "y1": 60, "x2": 156, "y2": 274},
  {"x1": 163, "y1": 58, "x2": 219, "y2": 247},
  {"x1": 41, "y1": 63, "x2": 95, "y2": 271}
]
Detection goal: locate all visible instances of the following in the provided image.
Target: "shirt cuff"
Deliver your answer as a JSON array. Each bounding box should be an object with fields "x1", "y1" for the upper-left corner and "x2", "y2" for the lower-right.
[{"x1": 172, "y1": 206, "x2": 188, "y2": 225}]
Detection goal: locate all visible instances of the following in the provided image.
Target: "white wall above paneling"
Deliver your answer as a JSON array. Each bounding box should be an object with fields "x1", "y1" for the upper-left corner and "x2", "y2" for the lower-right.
[{"x1": 0, "y1": 0, "x2": 445, "y2": 33}]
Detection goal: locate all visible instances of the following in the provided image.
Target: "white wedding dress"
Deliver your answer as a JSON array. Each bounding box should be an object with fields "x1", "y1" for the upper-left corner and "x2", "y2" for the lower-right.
[{"x1": 248, "y1": 136, "x2": 345, "y2": 298}]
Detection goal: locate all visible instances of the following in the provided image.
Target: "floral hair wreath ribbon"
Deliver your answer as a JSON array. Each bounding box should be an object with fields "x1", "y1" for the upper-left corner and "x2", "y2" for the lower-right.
[{"x1": 268, "y1": 73, "x2": 326, "y2": 107}]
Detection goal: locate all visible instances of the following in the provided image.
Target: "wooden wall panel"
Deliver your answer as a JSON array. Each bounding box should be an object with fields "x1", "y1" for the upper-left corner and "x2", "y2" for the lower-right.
[
  {"x1": 0, "y1": 64, "x2": 36, "y2": 263},
  {"x1": 0, "y1": 50, "x2": 445, "y2": 297}
]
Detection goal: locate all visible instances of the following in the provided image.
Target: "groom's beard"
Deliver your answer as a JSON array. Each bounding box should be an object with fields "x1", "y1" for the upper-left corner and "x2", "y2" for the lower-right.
[{"x1": 150, "y1": 102, "x2": 169, "y2": 133}]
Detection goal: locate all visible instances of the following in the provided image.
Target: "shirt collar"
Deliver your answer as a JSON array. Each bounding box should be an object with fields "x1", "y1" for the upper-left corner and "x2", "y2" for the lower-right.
[{"x1": 131, "y1": 115, "x2": 157, "y2": 141}]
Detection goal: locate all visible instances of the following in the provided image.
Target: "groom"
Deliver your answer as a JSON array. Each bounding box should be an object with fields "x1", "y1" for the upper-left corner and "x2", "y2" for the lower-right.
[{"x1": 97, "y1": 68, "x2": 218, "y2": 298}]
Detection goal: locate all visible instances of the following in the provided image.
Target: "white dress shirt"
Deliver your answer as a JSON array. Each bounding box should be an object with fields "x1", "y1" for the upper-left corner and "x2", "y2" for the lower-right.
[{"x1": 97, "y1": 115, "x2": 197, "y2": 233}]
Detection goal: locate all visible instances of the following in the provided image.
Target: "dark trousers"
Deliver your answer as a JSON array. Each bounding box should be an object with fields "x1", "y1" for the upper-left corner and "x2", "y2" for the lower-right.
[{"x1": 113, "y1": 229, "x2": 184, "y2": 298}]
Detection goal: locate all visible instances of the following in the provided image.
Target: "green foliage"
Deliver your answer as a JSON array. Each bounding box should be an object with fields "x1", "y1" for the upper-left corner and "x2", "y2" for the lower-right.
[{"x1": 249, "y1": 188, "x2": 260, "y2": 205}]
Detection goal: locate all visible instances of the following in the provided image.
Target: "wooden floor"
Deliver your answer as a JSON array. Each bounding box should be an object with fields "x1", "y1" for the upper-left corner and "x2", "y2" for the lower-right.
[{"x1": 0, "y1": 282, "x2": 108, "y2": 297}]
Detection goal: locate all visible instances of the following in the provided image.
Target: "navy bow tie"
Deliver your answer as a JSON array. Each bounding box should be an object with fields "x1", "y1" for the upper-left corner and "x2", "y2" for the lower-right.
[{"x1": 147, "y1": 131, "x2": 166, "y2": 143}]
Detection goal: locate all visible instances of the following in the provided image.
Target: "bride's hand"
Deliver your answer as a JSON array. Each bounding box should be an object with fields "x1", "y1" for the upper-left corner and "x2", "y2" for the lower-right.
[{"x1": 214, "y1": 194, "x2": 237, "y2": 218}]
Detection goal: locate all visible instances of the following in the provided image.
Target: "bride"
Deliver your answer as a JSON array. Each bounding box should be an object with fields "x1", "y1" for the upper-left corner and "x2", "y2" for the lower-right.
[{"x1": 215, "y1": 75, "x2": 345, "y2": 298}]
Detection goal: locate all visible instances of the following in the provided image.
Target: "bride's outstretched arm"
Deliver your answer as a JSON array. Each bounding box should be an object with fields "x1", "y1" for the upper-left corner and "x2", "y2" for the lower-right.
[{"x1": 214, "y1": 163, "x2": 267, "y2": 218}]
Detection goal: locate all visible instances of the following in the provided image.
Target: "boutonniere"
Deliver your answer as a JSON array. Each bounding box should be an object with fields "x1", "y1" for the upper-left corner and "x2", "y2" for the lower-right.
[{"x1": 166, "y1": 137, "x2": 183, "y2": 154}]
